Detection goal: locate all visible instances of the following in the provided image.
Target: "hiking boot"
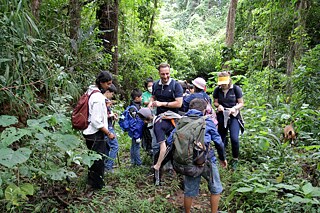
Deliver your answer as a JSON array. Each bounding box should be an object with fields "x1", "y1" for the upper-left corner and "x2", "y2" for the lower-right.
[{"x1": 231, "y1": 159, "x2": 239, "y2": 171}]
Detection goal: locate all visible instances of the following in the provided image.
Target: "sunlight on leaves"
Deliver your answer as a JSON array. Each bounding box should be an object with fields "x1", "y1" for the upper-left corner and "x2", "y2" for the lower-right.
[{"x1": 236, "y1": 187, "x2": 253, "y2": 193}]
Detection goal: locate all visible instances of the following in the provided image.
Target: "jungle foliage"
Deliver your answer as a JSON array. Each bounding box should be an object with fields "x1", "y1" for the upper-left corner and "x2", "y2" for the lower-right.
[{"x1": 0, "y1": 0, "x2": 319, "y2": 212}]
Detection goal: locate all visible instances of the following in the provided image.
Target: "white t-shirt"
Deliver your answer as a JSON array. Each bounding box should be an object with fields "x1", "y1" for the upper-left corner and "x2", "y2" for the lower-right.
[{"x1": 83, "y1": 85, "x2": 108, "y2": 135}]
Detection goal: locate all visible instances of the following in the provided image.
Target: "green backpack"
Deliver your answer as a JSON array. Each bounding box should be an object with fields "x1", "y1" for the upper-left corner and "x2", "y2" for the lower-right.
[{"x1": 172, "y1": 115, "x2": 207, "y2": 177}]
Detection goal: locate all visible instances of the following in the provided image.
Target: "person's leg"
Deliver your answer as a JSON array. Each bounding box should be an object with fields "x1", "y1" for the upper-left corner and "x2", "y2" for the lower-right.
[
  {"x1": 210, "y1": 194, "x2": 221, "y2": 213},
  {"x1": 105, "y1": 127, "x2": 119, "y2": 170},
  {"x1": 229, "y1": 118, "x2": 240, "y2": 159},
  {"x1": 184, "y1": 175, "x2": 201, "y2": 212},
  {"x1": 153, "y1": 149, "x2": 160, "y2": 184},
  {"x1": 84, "y1": 131, "x2": 106, "y2": 189},
  {"x1": 184, "y1": 196, "x2": 193, "y2": 213},
  {"x1": 151, "y1": 126, "x2": 160, "y2": 162},
  {"x1": 135, "y1": 140, "x2": 142, "y2": 166},
  {"x1": 130, "y1": 139, "x2": 135, "y2": 165},
  {"x1": 205, "y1": 161, "x2": 223, "y2": 212}
]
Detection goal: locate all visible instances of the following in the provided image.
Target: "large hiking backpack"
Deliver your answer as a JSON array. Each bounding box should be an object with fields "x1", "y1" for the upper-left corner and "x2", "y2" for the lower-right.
[
  {"x1": 71, "y1": 90, "x2": 100, "y2": 130},
  {"x1": 172, "y1": 115, "x2": 207, "y2": 177},
  {"x1": 118, "y1": 105, "x2": 144, "y2": 139}
]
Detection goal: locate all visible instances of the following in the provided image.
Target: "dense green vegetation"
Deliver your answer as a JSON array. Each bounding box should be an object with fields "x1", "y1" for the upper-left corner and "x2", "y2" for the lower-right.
[{"x1": 0, "y1": 0, "x2": 319, "y2": 212}]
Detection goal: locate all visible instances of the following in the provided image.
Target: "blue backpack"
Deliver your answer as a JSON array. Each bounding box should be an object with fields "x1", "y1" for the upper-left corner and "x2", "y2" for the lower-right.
[{"x1": 118, "y1": 105, "x2": 144, "y2": 139}]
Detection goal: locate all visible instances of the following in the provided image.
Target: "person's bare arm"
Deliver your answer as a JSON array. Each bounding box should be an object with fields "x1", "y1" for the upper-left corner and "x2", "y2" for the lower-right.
[
  {"x1": 152, "y1": 97, "x2": 183, "y2": 108},
  {"x1": 235, "y1": 97, "x2": 244, "y2": 110},
  {"x1": 100, "y1": 126, "x2": 115, "y2": 139}
]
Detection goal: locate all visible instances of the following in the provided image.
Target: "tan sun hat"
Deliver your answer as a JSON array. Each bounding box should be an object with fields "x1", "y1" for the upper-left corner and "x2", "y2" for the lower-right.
[{"x1": 192, "y1": 77, "x2": 206, "y2": 90}]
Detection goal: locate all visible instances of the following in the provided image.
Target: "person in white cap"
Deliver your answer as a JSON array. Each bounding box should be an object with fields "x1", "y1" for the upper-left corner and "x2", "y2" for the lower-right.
[
  {"x1": 180, "y1": 77, "x2": 212, "y2": 112},
  {"x1": 213, "y1": 71, "x2": 244, "y2": 171}
]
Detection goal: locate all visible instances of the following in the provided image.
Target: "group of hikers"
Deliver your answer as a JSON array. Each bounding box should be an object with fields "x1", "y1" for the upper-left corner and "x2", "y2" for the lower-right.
[{"x1": 80, "y1": 63, "x2": 244, "y2": 212}]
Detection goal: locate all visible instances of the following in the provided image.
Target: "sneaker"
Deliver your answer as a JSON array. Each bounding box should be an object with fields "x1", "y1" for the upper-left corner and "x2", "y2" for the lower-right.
[{"x1": 231, "y1": 159, "x2": 239, "y2": 171}]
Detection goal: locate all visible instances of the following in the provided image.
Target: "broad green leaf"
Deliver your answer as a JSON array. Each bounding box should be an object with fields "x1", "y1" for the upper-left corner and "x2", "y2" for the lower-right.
[
  {"x1": 302, "y1": 182, "x2": 314, "y2": 195},
  {"x1": 5, "y1": 184, "x2": 21, "y2": 206},
  {"x1": 275, "y1": 183, "x2": 297, "y2": 190},
  {"x1": 45, "y1": 168, "x2": 69, "y2": 181},
  {"x1": 20, "y1": 183, "x2": 34, "y2": 196},
  {"x1": 53, "y1": 134, "x2": 80, "y2": 151},
  {"x1": 311, "y1": 187, "x2": 320, "y2": 197},
  {"x1": 255, "y1": 188, "x2": 267, "y2": 193},
  {"x1": 0, "y1": 127, "x2": 30, "y2": 147},
  {"x1": 82, "y1": 152, "x2": 101, "y2": 167},
  {"x1": 289, "y1": 196, "x2": 314, "y2": 204},
  {"x1": 0, "y1": 115, "x2": 18, "y2": 127},
  {"x1": 0, "y1": 148, "x2": 31, "y2": 168},
  {"x1": 261, "y1": 116, "x2": 267, "y2": 121},
  {"x1": 236, "y1": 187, "x2": 253, "y2": 193}
]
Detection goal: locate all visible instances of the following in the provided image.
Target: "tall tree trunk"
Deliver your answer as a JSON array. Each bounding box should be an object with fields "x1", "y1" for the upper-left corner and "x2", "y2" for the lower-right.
[
  {"x1": 225, "y1": 0, "x2": 238, "y2": 48},
  {"x1": 286, "y1": 0, "x2": 309, "y2": 96},
  {"x1": 31, "y1": 0, "x2": 41, "y2": 21},
  {"x1": 97, "y1": 0, "x2": 119, "y2": 76},
  {"x1": 69, "y1": 0, "x2": 81, "y2": 41},
  {"x1": 147, "y1": 0, "x2": 158, "y2": 44}
]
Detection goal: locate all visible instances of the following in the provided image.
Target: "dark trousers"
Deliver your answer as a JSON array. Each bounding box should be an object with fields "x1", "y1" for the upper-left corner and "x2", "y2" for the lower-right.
[
  {"x1": 218, "y1": 117, "x2": 240, "y2": 159},
  {"x1": 83, "y1": 131, "x2": 106, "y2": 189}
]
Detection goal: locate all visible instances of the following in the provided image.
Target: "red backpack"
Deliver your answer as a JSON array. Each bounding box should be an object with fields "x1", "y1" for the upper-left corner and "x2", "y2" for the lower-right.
[{"x1": 71, "y1": 90, "x2": 100, "y2": 130}]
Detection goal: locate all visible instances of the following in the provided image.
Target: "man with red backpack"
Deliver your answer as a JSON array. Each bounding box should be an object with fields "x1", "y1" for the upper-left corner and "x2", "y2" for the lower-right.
[{"x1": 82, "y1": 71, "x2": 115, "y2": 190}]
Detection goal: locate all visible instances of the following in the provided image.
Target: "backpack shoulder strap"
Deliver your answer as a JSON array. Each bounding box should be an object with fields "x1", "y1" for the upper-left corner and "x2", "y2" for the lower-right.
[
  {"x1": 171, "y1": 79, "x2": 176, "y2": 99},
  {"x1": 88, "y1": 90, "x2": 100, "y2": 97}
]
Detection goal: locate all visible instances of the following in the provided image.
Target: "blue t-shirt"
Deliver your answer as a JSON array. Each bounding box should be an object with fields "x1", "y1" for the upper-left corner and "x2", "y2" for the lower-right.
[
  {"x1": 152, "y1": 79, "x2": 183, "y2": 115},
  {"x1": 181, "y1": 91, "x2": 212, "y2": 112}
]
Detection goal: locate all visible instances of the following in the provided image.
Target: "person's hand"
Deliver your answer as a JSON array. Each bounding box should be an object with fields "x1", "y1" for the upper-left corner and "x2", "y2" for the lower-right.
[
  {"x1": 153, "y1": 164, "x2": 160, "y2": 171},
  {"x1": 217, "y1": 105, "x2": 224, "y2": 112},
  {"x1": 229, "y1": 107, "x2": 236, "y2": 114},
  {"x1": 107, "y1": 132, "x2": 115, "y2": 139},
  {"x1": 113, "y1": 113, "x2": 118, "y2": 120},
  {"x1": 148, "y1": 101, "x2": 154, "y2": 109},
  {"x1": 152, "y1": 101, "x2": 161, "y2": 107},
  {"x1": 220, "y1": 160, "x2": 227, "y2": 168}
]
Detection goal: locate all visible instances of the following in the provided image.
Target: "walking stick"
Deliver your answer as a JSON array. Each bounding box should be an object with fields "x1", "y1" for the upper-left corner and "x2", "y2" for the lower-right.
[{"x1": 112, "y1": 120, "x2": 121, "y2": 167}]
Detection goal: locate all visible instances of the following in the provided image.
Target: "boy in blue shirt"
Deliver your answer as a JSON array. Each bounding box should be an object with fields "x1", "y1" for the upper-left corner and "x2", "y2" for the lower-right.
[
  {"x1": 129, "y1": 89, "x2": 143, "y2": 166},
  {"x1": 103, "y1": 84, "x2": 118, "y2": 173},
  {"x1": 168, "y1": 98, "x2": 227, "y2": 213}
]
